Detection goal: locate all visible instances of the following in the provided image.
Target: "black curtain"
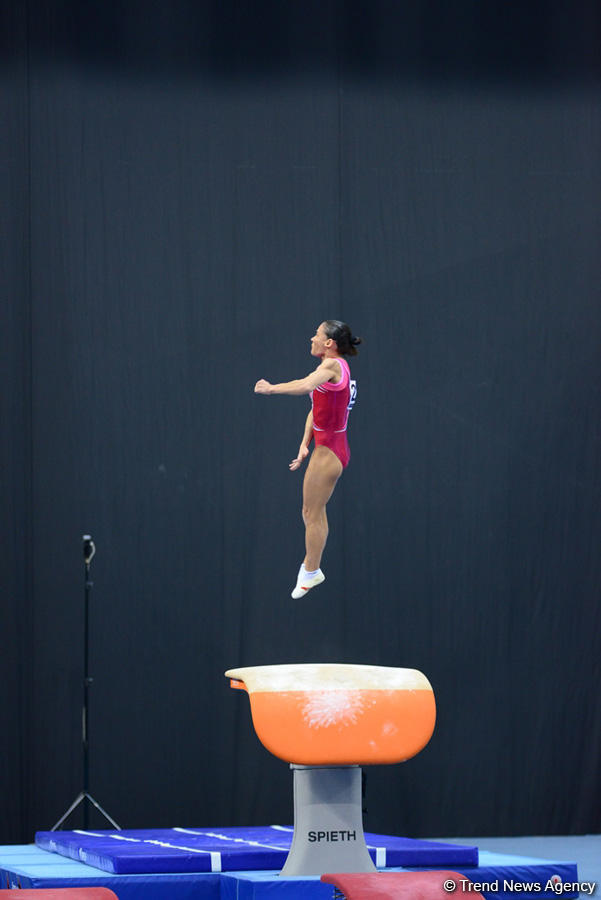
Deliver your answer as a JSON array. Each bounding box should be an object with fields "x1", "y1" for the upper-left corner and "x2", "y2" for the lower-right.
[{"x1": 2, "y1": 0, "x2": 600, "y2": 844}]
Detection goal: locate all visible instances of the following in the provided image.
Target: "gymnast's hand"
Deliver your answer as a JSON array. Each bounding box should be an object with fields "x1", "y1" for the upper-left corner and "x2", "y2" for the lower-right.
[
  {"x1": 289, "y1": 444, "x2": 309, "y2": 471},
  {"x1": 254, "y1": 379, "x2": 273, "y2": 394}
]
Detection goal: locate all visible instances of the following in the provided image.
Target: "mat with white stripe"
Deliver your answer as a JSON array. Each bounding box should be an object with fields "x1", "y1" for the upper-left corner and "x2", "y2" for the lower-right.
[{"x1": 35, "y1": 827, "x2": 478, "y2": 874}]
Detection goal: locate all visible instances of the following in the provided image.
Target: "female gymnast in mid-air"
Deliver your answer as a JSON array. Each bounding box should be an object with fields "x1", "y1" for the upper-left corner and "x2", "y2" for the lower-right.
[{"x1": 254, "y1": 320, "x2": 361, "y2": 598}]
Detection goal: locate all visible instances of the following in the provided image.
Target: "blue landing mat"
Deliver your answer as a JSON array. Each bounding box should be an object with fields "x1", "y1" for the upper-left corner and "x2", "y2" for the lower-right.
[
  {"x1": 0, "y1": 845, "x2": 221, "y2": 898},
  {"x1": 220, "y1": 854, "x2": 582, "y2": 899},
  {"x1": 219, "y1": 854, "x2": 582, "y2": 899},
  {"x1": 0, "y1": 845, "x2": 581, "y2": 900},
  {"x1": 35, "y1": 826, "x2": 478, "y2": 873}
]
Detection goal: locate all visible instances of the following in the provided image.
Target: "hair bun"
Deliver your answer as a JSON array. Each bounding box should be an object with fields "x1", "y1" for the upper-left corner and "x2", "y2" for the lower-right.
[{"x1": 322, "y1": 319, "x2": 361, "y2": 356}]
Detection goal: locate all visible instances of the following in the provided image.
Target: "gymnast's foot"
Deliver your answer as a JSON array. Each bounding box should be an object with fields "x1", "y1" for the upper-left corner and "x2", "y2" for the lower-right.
[{"x1": 291, "y1": 564, "x2": 325, "y2": 599}]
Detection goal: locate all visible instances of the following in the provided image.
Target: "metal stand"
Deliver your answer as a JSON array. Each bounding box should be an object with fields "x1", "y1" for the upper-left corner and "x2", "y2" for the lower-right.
[
  {"x1": 280, "y1": 765, "x2": 376, "y2": 877},
  {"x1": 52, "y1": 535, "x2": 120, "y2": 831}
]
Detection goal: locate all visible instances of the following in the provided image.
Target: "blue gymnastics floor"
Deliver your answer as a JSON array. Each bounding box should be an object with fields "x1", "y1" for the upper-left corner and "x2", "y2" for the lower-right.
[{"x1": 0, "y1": 829, "x2": 584, "y2": 899}]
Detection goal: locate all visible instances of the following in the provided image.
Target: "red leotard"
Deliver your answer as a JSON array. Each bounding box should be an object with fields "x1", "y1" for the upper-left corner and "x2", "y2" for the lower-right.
[{"x1": 311, "y1": 357, "x2": 355, "y2": 469}]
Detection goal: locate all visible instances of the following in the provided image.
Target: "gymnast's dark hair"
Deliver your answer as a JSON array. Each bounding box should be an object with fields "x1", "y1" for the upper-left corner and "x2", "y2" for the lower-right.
[{"x1": 322, "y1": 320, "x2": 362, "y2": 356}]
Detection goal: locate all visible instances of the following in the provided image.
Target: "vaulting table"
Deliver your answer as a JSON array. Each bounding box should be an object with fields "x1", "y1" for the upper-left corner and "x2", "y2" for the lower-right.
[{"x1": 225, "y1": 663, "x2": 436, "y2": 876}]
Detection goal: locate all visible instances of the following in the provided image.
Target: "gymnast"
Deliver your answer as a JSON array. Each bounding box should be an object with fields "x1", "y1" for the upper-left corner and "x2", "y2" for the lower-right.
[{"x1": 254, "y1": 320, "x2": 361, "y2": 598}]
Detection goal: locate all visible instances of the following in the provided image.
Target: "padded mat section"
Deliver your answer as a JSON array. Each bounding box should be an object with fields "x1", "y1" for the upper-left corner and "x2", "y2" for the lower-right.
[
  {"x1": 220, "y1": 857, "x2": 581, "y2": 900},
  {"x1": 35, "y1": 827, "x2": 478, "y2": 874}
]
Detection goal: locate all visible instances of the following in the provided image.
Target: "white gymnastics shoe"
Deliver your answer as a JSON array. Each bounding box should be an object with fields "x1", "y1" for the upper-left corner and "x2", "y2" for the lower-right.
[{"x1": 291, "y1": 567, "x2": 325, "y2": 599}]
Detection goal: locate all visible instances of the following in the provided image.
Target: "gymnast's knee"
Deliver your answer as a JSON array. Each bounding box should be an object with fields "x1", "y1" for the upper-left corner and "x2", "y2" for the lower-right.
[{"x1": 302, "y1": 503, "x2": 324, "y2": 525}]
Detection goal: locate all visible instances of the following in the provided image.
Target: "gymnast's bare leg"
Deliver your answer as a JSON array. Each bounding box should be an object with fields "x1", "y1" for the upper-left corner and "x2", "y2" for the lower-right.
[{"x1": 302, "y1": 445, "x2": 342, "y2": 572}]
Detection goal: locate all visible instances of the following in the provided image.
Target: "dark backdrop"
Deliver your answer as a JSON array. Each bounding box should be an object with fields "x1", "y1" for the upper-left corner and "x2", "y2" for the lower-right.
[{"x1": 2, "y1": 0, "x2": 600, "y2": 845}]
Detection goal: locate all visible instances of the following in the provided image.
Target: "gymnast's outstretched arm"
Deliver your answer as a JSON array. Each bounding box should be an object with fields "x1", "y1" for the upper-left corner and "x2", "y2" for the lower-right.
[{"x1": 254, "y1": 357, "x2": 339, "y2": 396}]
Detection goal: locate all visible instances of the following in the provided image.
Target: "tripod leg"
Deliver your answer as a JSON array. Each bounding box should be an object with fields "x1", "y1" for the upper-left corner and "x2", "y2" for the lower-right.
[
  {"x1": 85, "y1": 793, "x2": 121, "y2": 830},
  {"x1": 51, "y1": 792, "x2": 86, "y2": 831}
]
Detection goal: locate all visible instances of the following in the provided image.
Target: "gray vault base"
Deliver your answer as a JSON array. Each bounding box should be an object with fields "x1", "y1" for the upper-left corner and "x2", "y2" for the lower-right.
[{"x1": 280, "y1": 764, "x2": 377, "y2": 877}]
